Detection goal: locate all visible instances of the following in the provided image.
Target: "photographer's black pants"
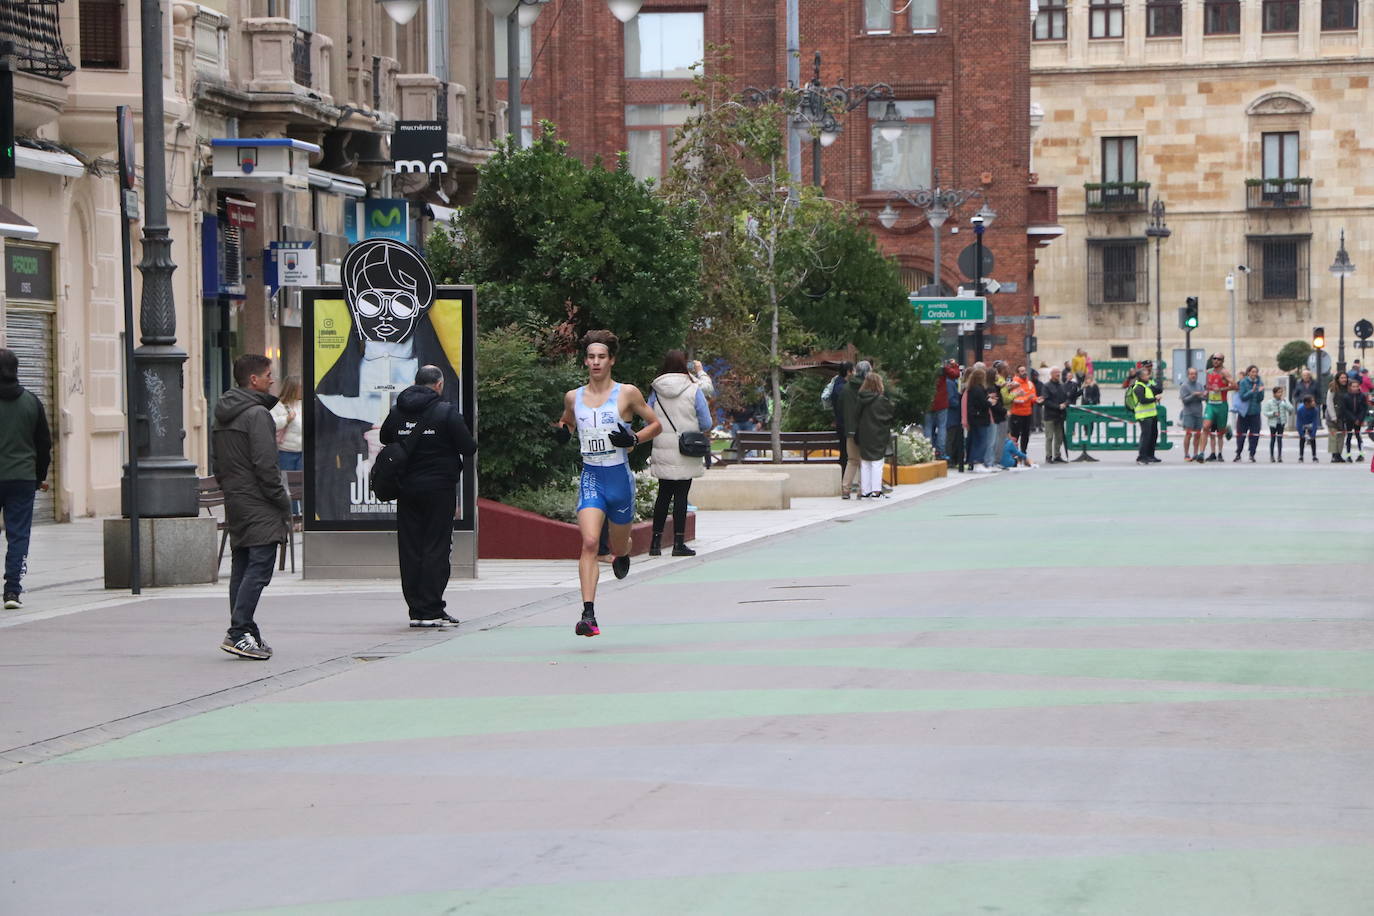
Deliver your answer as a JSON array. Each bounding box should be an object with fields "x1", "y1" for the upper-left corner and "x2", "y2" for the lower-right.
[
  {"x1": 1137, "y1": 417, "x2": 1159, "y2": 460},
  {"x1": 397, "y1": 487, "x2": 457, "y2": 620}
]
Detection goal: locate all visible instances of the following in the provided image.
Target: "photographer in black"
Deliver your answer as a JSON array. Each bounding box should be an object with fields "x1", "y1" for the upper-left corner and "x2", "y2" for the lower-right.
[{"x1": 1127, "y1": 361, "x2": 1164, "y2": 465}]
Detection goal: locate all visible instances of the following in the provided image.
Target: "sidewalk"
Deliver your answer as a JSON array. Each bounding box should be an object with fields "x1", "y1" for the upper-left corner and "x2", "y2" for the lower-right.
[{"x1": 8, "y1": 470, "x2": 972, "y2": 625}]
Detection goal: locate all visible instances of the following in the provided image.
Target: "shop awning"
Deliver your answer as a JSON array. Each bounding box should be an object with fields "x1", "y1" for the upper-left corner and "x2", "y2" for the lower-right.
[
  {"x1": 16, "y1": 145, "x2": 86, "y2": 178},
  {"x1": 308, "y1": 169, "x2": 368, "y2": 197},
  {"x1": 0, "y1": 204, "x2": 40, "y2": 240}
]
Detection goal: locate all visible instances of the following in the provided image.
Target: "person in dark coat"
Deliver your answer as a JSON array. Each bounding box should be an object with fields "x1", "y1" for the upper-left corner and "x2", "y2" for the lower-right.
[
  {"x1": 855, "y1": 372, "x2": 895, "y2": 497},
  {"x1": 213, "y1": 354, "x2": 290, "y2": 659},
  {"x1": 0, "y1": 348, "x2": 52, "y2": 610},
  {"x1": 380, "y1": 365, "x2": 478, "y2": 627},
  {"x1": 830, "y1": 361, "x2": 851, "y2": 482},
  {"x1": 1042, "y1": 367, "x2": 1071, "y2": 464},
  {"x1": 839, "y1": 360, "x2": 871, "y2": 498}
]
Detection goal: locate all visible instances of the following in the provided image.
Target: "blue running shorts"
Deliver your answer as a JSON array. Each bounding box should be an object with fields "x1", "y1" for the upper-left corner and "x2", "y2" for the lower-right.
[{"x1": 577, "y1": 463, "x2": 635, "y2": 525}]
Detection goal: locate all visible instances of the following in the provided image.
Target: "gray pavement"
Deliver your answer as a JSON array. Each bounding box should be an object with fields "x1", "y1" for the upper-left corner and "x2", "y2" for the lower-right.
[{"x1": 3, "y1": 454, "x2": 1372, "y2": 914}]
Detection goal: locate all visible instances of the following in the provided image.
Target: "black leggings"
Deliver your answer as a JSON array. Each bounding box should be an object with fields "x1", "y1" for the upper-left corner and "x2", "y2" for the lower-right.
[
  {"x1": 1346, "y1": 428, "x2": 1364, "y2": 454},
  {"x1": 1270, "y1": 425, "x2": 1284, "y2": 459},
  {"x1": 652, "y1": 478, "x2": 692, "y2": 537}
]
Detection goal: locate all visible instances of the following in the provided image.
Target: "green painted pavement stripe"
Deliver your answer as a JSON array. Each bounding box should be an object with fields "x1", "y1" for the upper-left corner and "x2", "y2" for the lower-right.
[
  {"x1": 473, "y1": 646, "x2": 1374, "y2": 691},
  {"x1": 216, "y1": 845, "x2": 1374, "y2": 916},
  {"x1": 60, "y1": 686, "x2": 1320, "y2": 763}
]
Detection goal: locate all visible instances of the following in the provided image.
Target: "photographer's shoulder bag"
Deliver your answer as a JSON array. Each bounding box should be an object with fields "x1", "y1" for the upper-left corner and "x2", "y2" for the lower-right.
[
  {"x1": 660, "y1": 395, "x2": 712, "y2": 458},
  {"x1": 369, "y1": 402, "x2": 443, "y2": 501}
]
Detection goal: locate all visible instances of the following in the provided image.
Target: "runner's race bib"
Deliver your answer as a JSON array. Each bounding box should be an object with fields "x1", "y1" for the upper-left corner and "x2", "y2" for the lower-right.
[{"x1": 579, "y1": 427, "x2": 617, "y2": 465}]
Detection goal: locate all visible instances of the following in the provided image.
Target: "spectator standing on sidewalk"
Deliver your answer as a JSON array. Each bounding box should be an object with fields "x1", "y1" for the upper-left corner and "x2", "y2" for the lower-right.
[
  {"x1": 380, "y1": 365, "x2": 478, "y2": 627},
  {"x1": 945, "y1": 366, "x2": 966, "y2": 472},
  {"x1": 1296, "y1": 395, "x2": 1320, "y2": 462},
  {"x1": 1233, "y1": 365, "x2": 1264, "y2": 462},
  {"x1": 1008, "y1": 365, "x2": 1039, "y2": 454},
  {"x1": 962, "y1": 367, "x2": 995, "y2": 474},
  {"x1": 1042, "y1": 367, "x2": 1070, "y2": 464},
  {"x1": 271, "y1": 375, "x2": 304, "y2": 518},
  {"x1": 1292, "y1": 368, "x2": 1318, "y2": 407},
  {"x1": 1081, "y1": 373, "x2": 1101, "y2": 406},
  {"x1": 1342, "y1": 379, "x2": 1368, "y2": 461},
  {"x1": 1262, "y1": 385, "x2": 1295, "y2": 463},
  {"x1": 647, "y1": 349, "x2": 711, "y2": 557},
  {"x1": 1178, "y1": 366, "x2": 1206, "y2": 462},
  {"x1": 987, "y1": 363, "x2": 1011, "y2": 468},
  {"x1": 1326, "y1": 371, "x2": 1350, "y2": 463},
  {"x1": 924, "y1": 360, "x2": 952, "y2": 460},
  {"x1": 213, "y1": 354, "x2": 290, "y2": 659},
  {"x1": 825, "y1": 362, "x2": 851, "y2": 483},
  {"x1": 855, "y1": 372, "x2": 895, "y2": 498},
  {"x1": 840, "y1": 360, "x2": 871, "y2": 498},
  {"x1": 0, "y1": 348, "x2": 53, "y2": 610},
  {"x1": 1129, "y1": 362, "x2": 1164, "y2": 465}
]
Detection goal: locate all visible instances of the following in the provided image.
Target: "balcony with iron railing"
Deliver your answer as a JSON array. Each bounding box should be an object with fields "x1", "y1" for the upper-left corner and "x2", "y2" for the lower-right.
[
  {"x1": 1245, "y1": 177, "x2": 1311, "y2": 210},
  {"x1": 1084, "y1": 181, "x2": 1151, "y2": 213}
]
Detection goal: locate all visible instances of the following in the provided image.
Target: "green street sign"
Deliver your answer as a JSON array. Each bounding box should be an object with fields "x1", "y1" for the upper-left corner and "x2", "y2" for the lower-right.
[{"x1": 910, "y1": 297, "x2": 987, "y2": 323}]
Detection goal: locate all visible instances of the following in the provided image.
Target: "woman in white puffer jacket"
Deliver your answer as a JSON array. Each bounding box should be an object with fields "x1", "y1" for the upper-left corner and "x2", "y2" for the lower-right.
[{"x1": 647, "y1": 350, "x2": 713, "y2": 556}]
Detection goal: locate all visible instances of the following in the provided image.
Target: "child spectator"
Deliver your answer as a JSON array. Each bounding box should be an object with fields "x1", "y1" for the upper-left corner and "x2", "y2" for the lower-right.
[
  {"x1": 1260, "y1": 385, "x2": 1295, "y2": 463},
  {"x1": 1296, "y1": 395, "x2": 1319, "y2": 462},
  {"x1": 999, "y1": 434, "x2": 1033, "y2": 470}
]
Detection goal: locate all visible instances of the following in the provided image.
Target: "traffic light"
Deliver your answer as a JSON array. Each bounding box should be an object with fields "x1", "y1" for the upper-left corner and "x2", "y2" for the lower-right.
[
  {"x1": 1312, "y1": 326, "x2": 1326, "y2": 350},
  {"x1": 0, "y1": 49, "x2": 14, "y2": 180},
  {"x1": 1183, "y1": 296, "x2": 1199, "y2": 329}
]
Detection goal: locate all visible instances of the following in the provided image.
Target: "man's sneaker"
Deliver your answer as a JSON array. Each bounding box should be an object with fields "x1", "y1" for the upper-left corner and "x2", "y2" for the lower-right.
[
  {"x1": 575, "y1": 614, "x2": 600, "y2": 637},
  {"x1": 612, "y1": 555, "x2": 630, "y2": 580},
  {"x1": 409, "y1": 617, "x2": 452, "y2": 628},
  {"x1": 3, "y1": 593, "x2": 21, "y2": 610},
  {"x1": 439, "y1": 613, "x2": 461, "y2": 626},
  {"x1": 221, "y1": 633, "x2": 271, "y2": 659}
]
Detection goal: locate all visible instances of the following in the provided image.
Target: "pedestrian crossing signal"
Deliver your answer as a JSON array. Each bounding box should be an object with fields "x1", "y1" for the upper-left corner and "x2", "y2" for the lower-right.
[{"x1": 1312, "y1": 327, "x2": 1326, "y2": 349}]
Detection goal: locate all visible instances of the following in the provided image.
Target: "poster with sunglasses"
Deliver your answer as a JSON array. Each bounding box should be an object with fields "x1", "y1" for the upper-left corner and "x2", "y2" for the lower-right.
[{"x1": 302, "y1": 239, "x2": 476, "y2": 531}]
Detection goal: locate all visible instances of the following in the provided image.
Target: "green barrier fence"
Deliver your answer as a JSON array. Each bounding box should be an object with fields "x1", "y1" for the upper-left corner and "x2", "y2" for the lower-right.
[
  {"x1": 1065, "y1": 405, "x2": 1173, "y2": 461},
  {"x1": 1090, "y1": 360, "x2": 1166, "y2": 385}
]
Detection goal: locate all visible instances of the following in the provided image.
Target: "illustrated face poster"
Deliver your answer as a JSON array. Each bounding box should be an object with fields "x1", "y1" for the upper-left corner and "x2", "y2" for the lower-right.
[{"x1": 303, "y1": 238, "x2": 476, "y2": 531}]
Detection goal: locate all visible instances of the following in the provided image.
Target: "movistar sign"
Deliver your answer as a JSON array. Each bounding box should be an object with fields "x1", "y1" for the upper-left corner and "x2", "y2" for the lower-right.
[{"x1": 910, "y1": 297, "x2": 987, "y2": 323}]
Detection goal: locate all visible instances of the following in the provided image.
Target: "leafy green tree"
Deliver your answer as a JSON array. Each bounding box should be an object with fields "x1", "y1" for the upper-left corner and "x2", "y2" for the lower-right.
[
  {"x1": 431, "y1": 125, "x2": 700, "y2": 387},
  {"x1": 784, "y1": 213, "x2": 941, "y2": 426},
  {"x1": 1277, "y1": 340, "x2": 1313, "y2": 373}
]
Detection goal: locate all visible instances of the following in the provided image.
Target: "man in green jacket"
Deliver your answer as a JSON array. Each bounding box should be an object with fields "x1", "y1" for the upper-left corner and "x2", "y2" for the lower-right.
[
  {"x1": 838, "y1": 360, "x2": 871, "y2": 498},
  {"x1": 0, "y1": 348, "x2": 53, "y2": 610},
  {"x1": 1130, "y1": 362, "x2": 1164, "y2": 465}
]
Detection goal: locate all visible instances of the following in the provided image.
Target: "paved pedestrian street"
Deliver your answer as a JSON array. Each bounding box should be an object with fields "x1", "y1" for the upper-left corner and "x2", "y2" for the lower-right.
[{"x1": 2, "y1": 464, "x2": 1372, "y2": 914}]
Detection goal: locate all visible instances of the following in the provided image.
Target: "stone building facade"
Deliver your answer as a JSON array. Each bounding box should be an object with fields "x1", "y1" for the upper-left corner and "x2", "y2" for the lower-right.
[
  {"x1": 1031, "y1": 0, "x2": 1374, "y2": 381},
  {"x1": 504, "y1": 0, "x2": 1059, "y2": 368},
  {"x1": 1, "y1": 0, "x2": 499, "y2": 521}
]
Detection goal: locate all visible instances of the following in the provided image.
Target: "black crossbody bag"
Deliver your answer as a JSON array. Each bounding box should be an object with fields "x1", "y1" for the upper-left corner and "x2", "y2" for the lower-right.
[{"x1": 660, "y1": 399, "x2": 712, "y2": 458}]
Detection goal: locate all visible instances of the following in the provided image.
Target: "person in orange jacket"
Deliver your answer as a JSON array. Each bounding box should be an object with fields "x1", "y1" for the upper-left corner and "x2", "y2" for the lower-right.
[{"x1": 1008, "y1": 364, "x2": 1042, "y2": 455}]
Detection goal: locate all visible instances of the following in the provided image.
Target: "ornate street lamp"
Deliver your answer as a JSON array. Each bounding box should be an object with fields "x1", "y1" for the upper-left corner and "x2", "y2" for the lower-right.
[
  {"x1": 745, "y1": 52, "x2": 898, "y2": 187},
  {"x1": 1145, "y1": 198, "x2": 1171, "y2": 373},
  {"x1": 482, "y1": 0, "x2": 644, "y2": 147},
  {"x1": 1329, "y1": 229, "x2": 1356, "y2": 374},
  {"x1": 876, "y1": 172, "x2": 987, "y2": 293}
]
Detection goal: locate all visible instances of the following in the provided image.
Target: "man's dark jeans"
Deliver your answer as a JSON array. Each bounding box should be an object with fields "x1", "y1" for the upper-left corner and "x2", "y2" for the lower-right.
[
  {"x1": 0, "y1": 480, "x2": 36, "y2": 596},
  {"x1": 1138, "y1": 417, "x2": 1159, "y2": 460},
  {"x1": 397, "y1": 486, "x2": 457, "y2": 619},
  {"x1": 228, "y1": 544, "x2": 277, "y2": 640}
]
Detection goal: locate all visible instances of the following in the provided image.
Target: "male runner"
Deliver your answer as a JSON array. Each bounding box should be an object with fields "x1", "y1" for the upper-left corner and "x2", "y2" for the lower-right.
[
  {"x1": 1199, "y1": 353, "x2": 1235, "y2": 463},
  {"x1": 554, "y1": 330, "x2": 661, "y2": 637}
]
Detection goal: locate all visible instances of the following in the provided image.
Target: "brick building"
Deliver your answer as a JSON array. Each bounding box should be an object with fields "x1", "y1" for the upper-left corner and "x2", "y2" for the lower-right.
[{"x1": 501, "y1": 1, "x2": 1060, "y2": 367}]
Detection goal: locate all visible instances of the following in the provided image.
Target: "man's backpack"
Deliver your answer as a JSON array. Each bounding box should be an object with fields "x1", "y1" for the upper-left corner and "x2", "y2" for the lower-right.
[
  {"x1": 820, "y1": 376, "x2": 837, "y2": 410},
  {"x1": 369, "y1": 402, "x2": 443, "y2": 502},
  {"x1": 1124, "y1": 384, "x2": 1138, "y2": 412}
]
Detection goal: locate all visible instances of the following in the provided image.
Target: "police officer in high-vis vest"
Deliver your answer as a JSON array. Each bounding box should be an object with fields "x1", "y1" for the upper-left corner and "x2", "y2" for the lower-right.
[{"x1": 1131, "y1": 361, "x2": 1164, "y2": 465}]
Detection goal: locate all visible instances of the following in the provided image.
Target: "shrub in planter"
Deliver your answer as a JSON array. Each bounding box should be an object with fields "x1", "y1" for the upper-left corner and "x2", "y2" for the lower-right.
[
  {"x1": 894, "y1": 428, "x2": 935, "y2": 465},
  {"x1": 503, "y1": 472, "x2": 659, "y2": 525}
]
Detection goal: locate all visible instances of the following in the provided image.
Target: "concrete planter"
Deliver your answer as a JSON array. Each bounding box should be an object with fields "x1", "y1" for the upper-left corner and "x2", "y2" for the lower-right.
[
  {"x1": 477, "y1": 498, "x2": 694, "y2": 560},
  {"x1": 883, "y1": 461, "x2": 949, "y2": 486}
]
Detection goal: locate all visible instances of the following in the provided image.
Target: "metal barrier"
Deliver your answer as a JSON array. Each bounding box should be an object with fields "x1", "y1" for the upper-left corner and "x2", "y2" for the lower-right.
[
  {"x1": 1089, "y1": 360, "x2": 1167, "y2": 385},
  {"x1": 1065, "y1": 405, "x2": 1173, "y2": 461}
]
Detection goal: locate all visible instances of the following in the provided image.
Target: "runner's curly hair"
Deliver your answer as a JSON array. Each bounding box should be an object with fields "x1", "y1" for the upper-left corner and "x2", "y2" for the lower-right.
[{"x1": 581, "y1": 329, "x2": 620, "y2": 358}]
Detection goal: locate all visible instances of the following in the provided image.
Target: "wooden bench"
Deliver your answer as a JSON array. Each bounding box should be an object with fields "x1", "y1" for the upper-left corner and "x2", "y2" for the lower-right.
[{"x1": 720, "y1": 430, "x2": 841, "y2": 464}]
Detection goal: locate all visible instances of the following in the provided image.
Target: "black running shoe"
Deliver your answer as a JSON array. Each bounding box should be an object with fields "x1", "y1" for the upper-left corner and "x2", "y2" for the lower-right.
[
  {"x1": 221, "y1": 633, "x2": 271, "y2": 659},
  {"x1": 3, "y1": 593, "x2": 21, "y2": 610},
  {"x1": 409, "y1": 617, "x2": 452, "y2": 628},
  {"x1": 575, "y1": 615, "x2": 600, "y2": 637},
  {"x1": 612, "y1": 555, "x2": 630, "y2": 579}
]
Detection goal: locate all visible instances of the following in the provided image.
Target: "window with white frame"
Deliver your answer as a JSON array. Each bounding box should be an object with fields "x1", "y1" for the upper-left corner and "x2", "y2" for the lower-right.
[
  {"x1": 864, "y1": 0, "x2": 892, "y2": 33},
  {"x1": 910, "y1": 0, "x2": 938, "y2": 31},
  {"x1": 869, "y1": 100, "x2": 934, "y2": 191},
  {"x1": 625, "y1": 13, "x2": 704, "y2": 79},
  {"x1": 625, "y1": 104, "x2": 693, "y2": 182}
]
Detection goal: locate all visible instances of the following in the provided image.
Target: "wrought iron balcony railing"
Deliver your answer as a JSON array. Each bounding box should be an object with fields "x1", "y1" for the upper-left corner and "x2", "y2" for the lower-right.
[
  {"x1": 1085, "y1": 181, "x2": 1151, "y2": 213},
  {"x1": 1245, "y1": 177, "x2": 1311, "y2": 210}
]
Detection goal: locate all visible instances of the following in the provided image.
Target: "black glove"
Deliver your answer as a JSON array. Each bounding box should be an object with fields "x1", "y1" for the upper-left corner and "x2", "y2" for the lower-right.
[
  {"x1": 552, "y1": 424, "x2": 572, "y2": 445},
  {"x1": 607, "y1": 423, "x2": 637, "y2": 448}
]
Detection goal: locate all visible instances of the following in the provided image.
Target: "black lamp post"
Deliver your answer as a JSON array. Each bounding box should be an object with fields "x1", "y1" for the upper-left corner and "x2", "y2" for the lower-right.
[
  {"x1": 971, "y1": 204, "x2": 997, "y2": 358},
  {"x1": 1329, "y1": 229, "x2": 1356, "y2": 374},
  {"x1": 122, "y1": 0, "x2": 198, "y2": 518},
  {"x1": 1144, "y1": 199, "x2": 1171, "y2": 374},
  {"x1": 745, "y1": 52, "x2": 900, "y2": 187}
]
